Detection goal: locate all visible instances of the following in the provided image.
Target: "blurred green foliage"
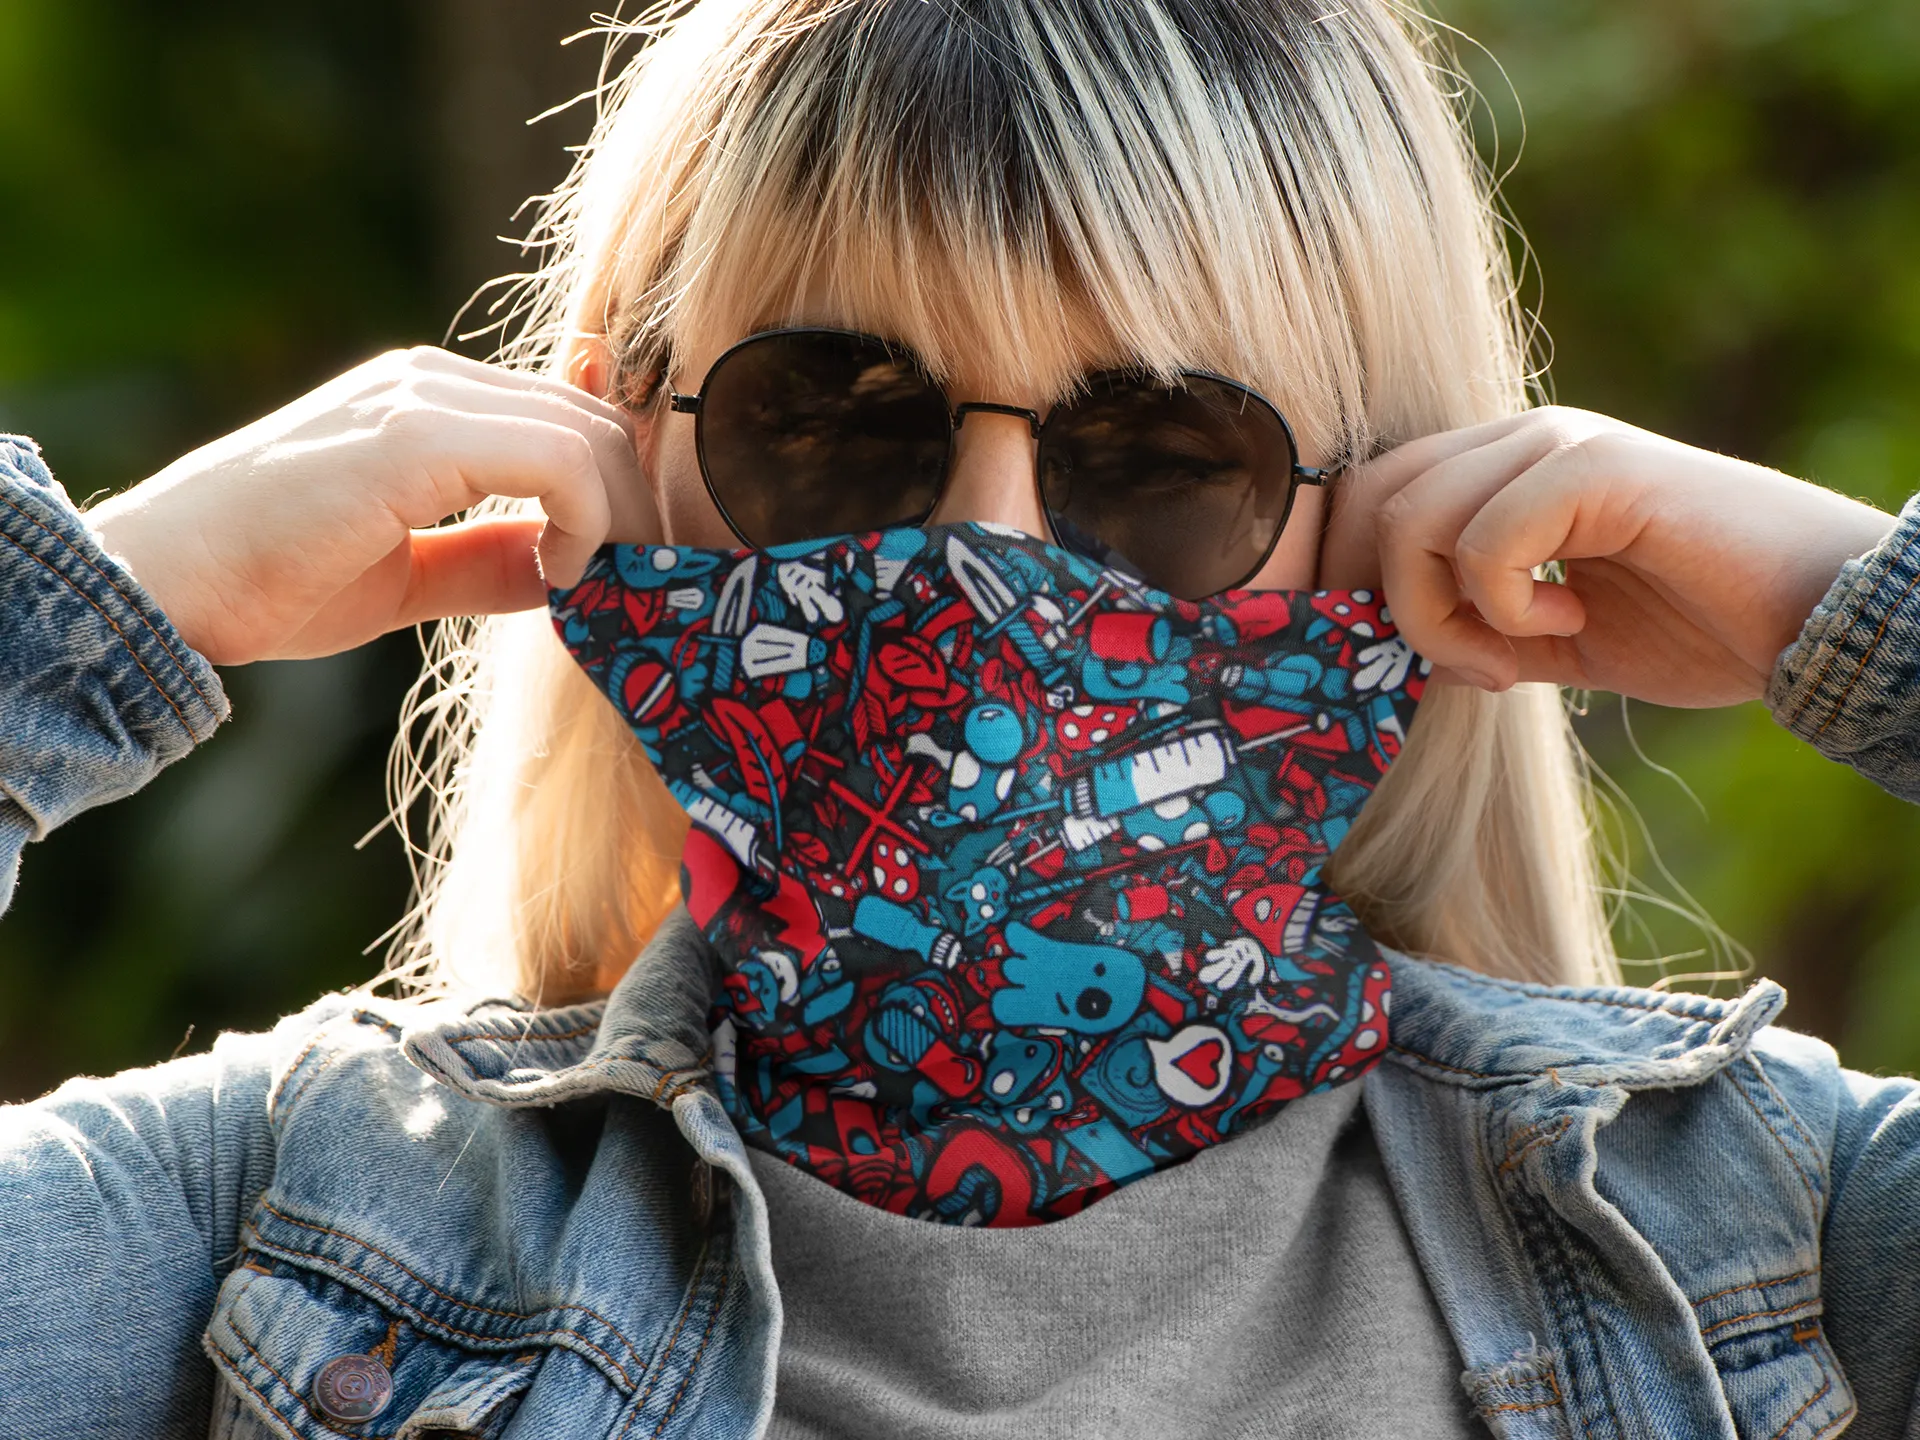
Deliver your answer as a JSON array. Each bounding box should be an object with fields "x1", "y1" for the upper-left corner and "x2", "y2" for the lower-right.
[
  {"x1": 0, "y1": 0, "x2": 438, "y2": 1099},
  {"x1": 0, "y1": 0, "x2": 434, "y2": 483},
  {"x1": 0, "y1": 0, "x2": 1917, "y2": 1099}
]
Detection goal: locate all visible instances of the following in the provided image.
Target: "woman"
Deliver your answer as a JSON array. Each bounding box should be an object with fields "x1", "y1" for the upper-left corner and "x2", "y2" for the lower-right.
[{"x1": 2, "y1": 0, "x2": 1915, "y2": 1434}]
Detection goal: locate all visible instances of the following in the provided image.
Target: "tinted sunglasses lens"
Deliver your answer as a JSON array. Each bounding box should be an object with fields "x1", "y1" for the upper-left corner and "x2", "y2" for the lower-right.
[
  {"x1": 1038, "y1": 375, "x2": 1299, "y2": 599},
  {"x1": 697, "y1": 331, "x2": 951, "y2": 548}
]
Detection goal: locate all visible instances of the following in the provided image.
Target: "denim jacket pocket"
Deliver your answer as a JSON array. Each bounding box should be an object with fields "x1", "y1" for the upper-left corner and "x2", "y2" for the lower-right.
[
  {"x1": 203, "y1": 1261, "x2": 541, "y2": 1440},
  {"x1": 1695, "y1": 1270, "x2": 1856, "y2": 1440}
]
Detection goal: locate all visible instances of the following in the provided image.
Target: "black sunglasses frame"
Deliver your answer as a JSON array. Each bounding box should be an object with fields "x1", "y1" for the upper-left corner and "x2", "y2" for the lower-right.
[{"x1": 667, "y1": 326, "x2": 1329, "y2": 597}]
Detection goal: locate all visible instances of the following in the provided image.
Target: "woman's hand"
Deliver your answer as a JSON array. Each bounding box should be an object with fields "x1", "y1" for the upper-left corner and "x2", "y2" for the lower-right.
[
  {"x1": 85, "y1": 347, "x2": 658, "y2": 665},
  {"x1": 1319, "y1": 407, "x2": 1899, "y2": 707}
]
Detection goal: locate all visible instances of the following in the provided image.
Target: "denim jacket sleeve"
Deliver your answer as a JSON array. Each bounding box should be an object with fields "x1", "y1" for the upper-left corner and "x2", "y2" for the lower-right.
[
  {"x1": 0, "y1": 1010, "x2": 340, "y2": 1439},
  {"x1": 1768, "y1": 490, "x2": 1920, "y2": 801},
  {"x1": 0, "y1": 435, "x2": 257, "y2": 1437},
  {"x1": 1760, "y1": 492, "x2": 1920, "y2": 1429},
  {"x1": 1819, "y1": 1066, "x2": 1920, "y2": 1436},
  {"x1": 0, "y1": 433, "x2": 226, "y2": 913}
]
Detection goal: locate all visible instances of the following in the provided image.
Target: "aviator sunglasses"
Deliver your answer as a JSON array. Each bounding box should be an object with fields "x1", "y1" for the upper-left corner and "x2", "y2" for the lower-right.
[{"x1": 667, "y1": 327, "x2": 1328, "y2": 601}]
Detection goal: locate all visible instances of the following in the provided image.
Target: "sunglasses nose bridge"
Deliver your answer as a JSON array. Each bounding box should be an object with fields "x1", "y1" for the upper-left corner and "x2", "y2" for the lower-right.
[
  {"x1": 929, "y1": 401, "x2": 1050, "y2": 539},
  {"x1": 951, "y1": 400, "x2": 1043, "y2": 438}
]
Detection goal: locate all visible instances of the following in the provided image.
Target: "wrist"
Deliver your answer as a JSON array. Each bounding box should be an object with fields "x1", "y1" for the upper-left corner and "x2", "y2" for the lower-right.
[
  {"x1": 1770, "y1": 504, "x2": 1900, "y2": 660},
  {"x1": 85, "y1": 495, "x2": 210, "y2": 660},
  {"x1": 1767, "y1": 488, "x2": 1920, "y2": 800}
]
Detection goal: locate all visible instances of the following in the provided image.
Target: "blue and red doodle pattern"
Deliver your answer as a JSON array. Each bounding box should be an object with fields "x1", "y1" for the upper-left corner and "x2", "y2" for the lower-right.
[{"x1": 551, "y1": 523, "x2": 1426, "y2": 1225}]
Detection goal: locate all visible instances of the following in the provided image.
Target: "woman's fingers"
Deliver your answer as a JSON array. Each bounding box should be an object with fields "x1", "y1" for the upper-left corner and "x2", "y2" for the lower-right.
[
  {"x1": 1318, "y1": 410, "x2": 1541, "y2": 586},
  {"x1": 87, "y1": 344, "x2": 665, "y2": 665},
  {"x1": 404, "y1": 346, "x2": 641, "y2": 443},
  {"x1": 272, "y1": 518, "x2": 551, "y2": 660},
  {"x1": 1450, "y1": 433, "x2": 1662, "y2": 639},
  {"x1": 402, "y1": 372, "x2": 658, "y2": 545},
  {"x1": 377, "y1": 409, "x2": 615, "y2": 585},
  {"x1": 1420, "y1": 637, "x2": 1582, "y2": 692},
  {"x1": 334, "y1": 350, "x2": 656, "y2": 575},
  {"x1": 1435, "y1": 436, "x2": 1613, "y2": 639},
  {"x1": 1349, "y1": 410, "x2": 1540, "y2": 497},
  {"x1": 400, "y1": 517, "x2": 551, "y2": 624},
  {"x1": 1376, "y1": 421, "x2": 1590, "y2": 686},
  {"x1": 1366, "y1": 412, "x2": 1677, "y2": 691}
]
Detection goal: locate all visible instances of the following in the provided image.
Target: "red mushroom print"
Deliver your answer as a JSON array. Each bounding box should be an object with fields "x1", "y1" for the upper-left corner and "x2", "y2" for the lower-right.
[
  {"x1": 869, "y1": 836, "x2": 921, "y2": 902},
  {"x1": 1054, "y1": 701, "x2": 1138, "y2": 755},
  {"x1": 1308, "y1": 588, "x2": 1391, "y2": 643},
  {"x1": 1230, "y1": 881, "x2": 1317, "y2": 956},
  {"x1": 1311, "y1": 963, "x2": 1392, "y2": 1086}
]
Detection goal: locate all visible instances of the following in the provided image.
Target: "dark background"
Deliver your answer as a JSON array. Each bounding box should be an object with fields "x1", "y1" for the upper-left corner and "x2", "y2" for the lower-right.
[{"x1": 2, "y1": 0, "x2": 1917, "y2": 1101}]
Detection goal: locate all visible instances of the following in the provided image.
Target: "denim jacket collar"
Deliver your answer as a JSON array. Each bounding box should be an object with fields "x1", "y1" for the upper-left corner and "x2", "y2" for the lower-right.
[
  {"x1": 1380, "y1": 955, "x2": 1786, "y2": 1090},
  {"x1": 399, "y1": 907, "x2": 1787, "y2": 1111},
  {"x1": 400, "y1": 908, "x2": 723, "y2": 1111}
]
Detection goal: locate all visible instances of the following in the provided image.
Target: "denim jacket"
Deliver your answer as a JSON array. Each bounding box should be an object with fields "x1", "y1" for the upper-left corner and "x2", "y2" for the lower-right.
[{"x1": 4, "y1": 430, "x2": 1920, "y2": 1440}]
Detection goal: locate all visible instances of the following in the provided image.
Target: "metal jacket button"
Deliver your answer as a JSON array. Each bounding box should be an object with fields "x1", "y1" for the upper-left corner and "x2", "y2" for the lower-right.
[{"x1": 313, "y1": 1353, "x2": 394, "y2": 1423}]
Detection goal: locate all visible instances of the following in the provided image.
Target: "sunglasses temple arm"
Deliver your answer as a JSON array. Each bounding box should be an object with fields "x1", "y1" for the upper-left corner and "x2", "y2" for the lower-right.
[{"x1": 1295, "y1": 465, "x2": 1329, "y2": 485}]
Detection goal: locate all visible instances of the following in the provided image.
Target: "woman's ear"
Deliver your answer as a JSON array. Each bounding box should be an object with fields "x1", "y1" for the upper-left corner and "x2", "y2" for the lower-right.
[
  {"x1": 567, "y1": 336, "x2": 667, "y2": 546},
  {"x1": 567, "y1": 339, "x2": 610, "y2": 396}
]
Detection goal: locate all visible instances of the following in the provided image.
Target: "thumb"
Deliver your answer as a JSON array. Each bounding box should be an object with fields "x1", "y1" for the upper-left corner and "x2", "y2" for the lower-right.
[
  {"x1": 1315, "y1": 474, "x2": 1385, "y2": 592},
  {"x1": 1444, "y1": 632, "x2": 1584, "y2": 692},
  {"x1": 397, "y1": 516, "x2": 551, "y2": 626}
]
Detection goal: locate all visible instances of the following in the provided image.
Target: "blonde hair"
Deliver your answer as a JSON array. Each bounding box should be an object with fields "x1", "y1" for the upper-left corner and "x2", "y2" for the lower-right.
[{"x1": 387, "y1": 0, "x2": 1618, "y2": 1003}]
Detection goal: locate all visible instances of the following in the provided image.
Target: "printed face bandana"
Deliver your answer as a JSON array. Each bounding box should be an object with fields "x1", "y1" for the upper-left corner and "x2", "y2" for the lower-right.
[{"x1": 551, "y1": 523, "x2": 1426, "y2": 1225}]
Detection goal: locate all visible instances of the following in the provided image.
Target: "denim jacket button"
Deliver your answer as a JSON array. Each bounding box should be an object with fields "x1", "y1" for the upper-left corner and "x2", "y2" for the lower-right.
[{"x1": 313, "y1": 1353, "x2": 394, "y2": 1423}]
